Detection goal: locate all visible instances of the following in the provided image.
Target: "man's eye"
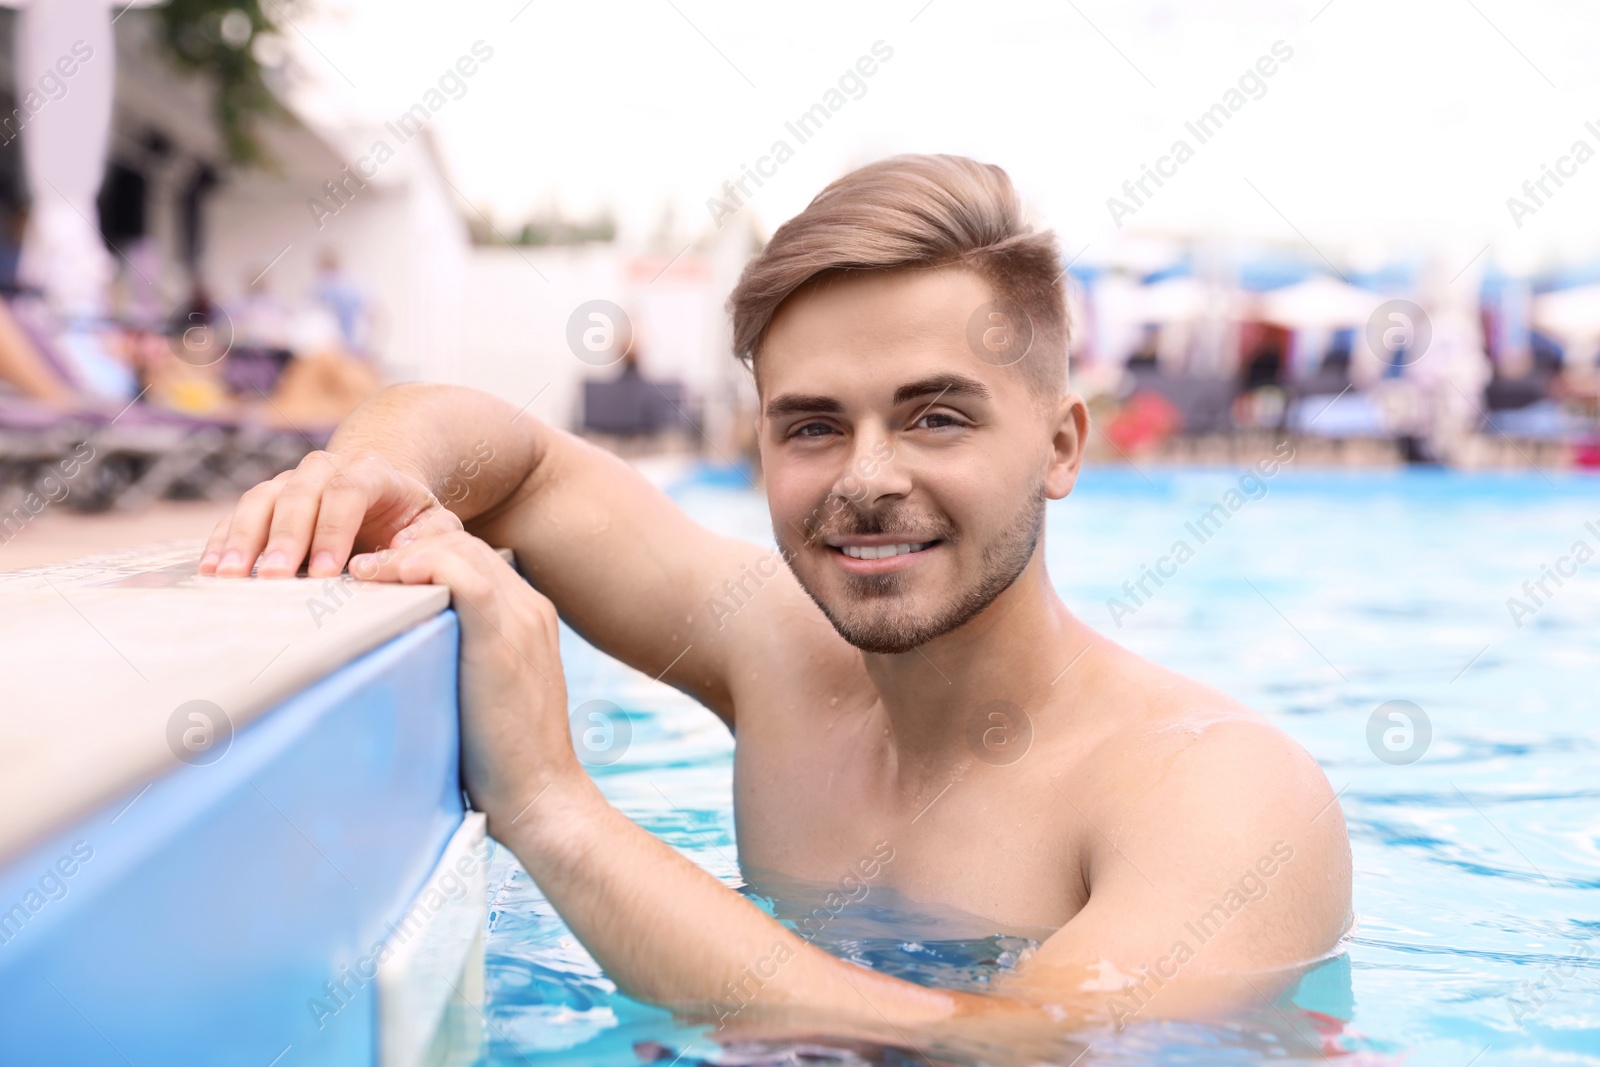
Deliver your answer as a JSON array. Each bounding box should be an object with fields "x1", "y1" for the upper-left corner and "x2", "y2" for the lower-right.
[
  {"x1": 914, "y1": 412, "x2": 964, "y2": 430},
  {"x1": 792, "y1": 421, "x2": 836, "y2": 438}
]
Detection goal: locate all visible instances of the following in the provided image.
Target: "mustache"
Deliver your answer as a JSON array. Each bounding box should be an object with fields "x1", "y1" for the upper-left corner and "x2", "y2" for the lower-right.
[{"x1": 799, "y1": 499, "x2": 958, "y2": 547}]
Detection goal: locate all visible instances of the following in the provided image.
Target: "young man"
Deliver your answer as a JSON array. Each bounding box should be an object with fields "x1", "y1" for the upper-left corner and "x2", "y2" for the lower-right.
[{"x1": 200, "y1": 155, "x2": 1350, "y2": 1042}]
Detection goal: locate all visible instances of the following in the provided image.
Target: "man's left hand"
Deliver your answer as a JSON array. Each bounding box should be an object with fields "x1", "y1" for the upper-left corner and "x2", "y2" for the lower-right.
[{"x1": 349, "y1": 532, "x2": 580, "y2": 834}]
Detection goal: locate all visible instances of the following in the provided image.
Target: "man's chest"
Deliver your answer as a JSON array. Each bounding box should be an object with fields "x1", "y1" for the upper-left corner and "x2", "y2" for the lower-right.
[{"x1": 726, "y1": 720, "x2": 1094, "y2": 932}]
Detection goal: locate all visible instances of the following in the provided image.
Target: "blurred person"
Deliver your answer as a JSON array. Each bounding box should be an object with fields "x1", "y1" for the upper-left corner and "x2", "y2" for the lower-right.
[
  {"x1": 1549, "y1": 341, "x2": 1599, "y2": 409},
  {"x1": 1485, "y1": 343, "x2": 1551, "y2": 411},
  {"x1": 0, "y1": 204, "x2": 26, "y2": 295},
  {"x1": 1297, "y1": 335, "x2": 1353, "y2": 398},
  {"x1": 222, "y1": 270, "x2": 296, "y2": 398},
  {"x1": 247, "y1": 301, "x2": 381, "y2": 429},
  {"x1": 1237, "y1": 322, "x2": 1287, "y2": 393},
  {"x1": 100, "y1": 287, "x2": 231, "y2": 417},
  {"x1": 616, "y1": 337, "x2": 642, "y2": 378},
  {"x1": 312, "y1": 248, "x2": 373, "y2": 357},
  {"x1": 166, "y1": 281, "x2": 218, "y2": 344},
  {"x1": 111, "y1": 235, "x2": 168, "y2": 329},
  {"x1": 581, "y1": 322, "x2": 697, "y2": 441},
  {"x1": 1124, "y1": 322, "x2": 1160, "y2": 375},
  {"x1": 258, "y1": 348, "x2": 382, "y2": 430},
  {"x1": 13, "y1": 302, "x2": 141, "y2": 404},
  {"x1": 198, "y1": 155, "x2": 1351, "y2": 1041},
  {"x1": 1403, "y1": 303, "x2": 1491, "y2": 465},
  {"x1": 126, "y1": 323, "x2": 233, "y2": 417},
  {"x1": 227, "y1": 271, "x2": 295, "y2": 351},
  {"x1": 1233, "y1": 322, "x2": 1289, "y2": 430},
  {"x1": 0, "y1": 294, "x2": 75, "y2": 404}
]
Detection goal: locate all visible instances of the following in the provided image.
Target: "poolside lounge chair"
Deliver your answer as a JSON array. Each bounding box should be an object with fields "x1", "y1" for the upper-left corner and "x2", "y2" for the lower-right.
[
  {"x1": 0, "y1": 294, "x2": 321, "y2": 511},
  {"x1": 582, "y1": 375, "x2": 698, "y2": 438},
  {"x1": 1126, "y1": 369, "x2": 1237, "y2": 435}
]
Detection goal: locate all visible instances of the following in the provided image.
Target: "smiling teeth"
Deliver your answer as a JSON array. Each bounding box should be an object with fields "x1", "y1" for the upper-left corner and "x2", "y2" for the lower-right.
[{"x1": 842, "y1": 542, "x2": 933, "y2": 560}]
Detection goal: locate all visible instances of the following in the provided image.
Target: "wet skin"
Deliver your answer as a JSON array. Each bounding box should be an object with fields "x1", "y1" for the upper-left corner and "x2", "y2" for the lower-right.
[{"x1": 198, "y1": 267, "x2": 1352, "y2": 1041}]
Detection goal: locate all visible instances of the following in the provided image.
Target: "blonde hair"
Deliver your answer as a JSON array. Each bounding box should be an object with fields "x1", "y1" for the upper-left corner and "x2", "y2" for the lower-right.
[{"x1": 726, "y1": 153, "x2": 1068, "y2": 394}]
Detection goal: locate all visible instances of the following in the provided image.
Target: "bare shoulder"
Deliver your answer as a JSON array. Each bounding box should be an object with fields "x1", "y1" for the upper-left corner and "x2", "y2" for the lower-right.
[
  {"x1": 681, "y1": 534, "x2": 879, "y2": 738},
  {"x1": 1071, "y1": 649, "x2": 1353, "y2": 964},
  {"x1": 1084, "y1": 648, "x2": 1337, "y2": 823}
]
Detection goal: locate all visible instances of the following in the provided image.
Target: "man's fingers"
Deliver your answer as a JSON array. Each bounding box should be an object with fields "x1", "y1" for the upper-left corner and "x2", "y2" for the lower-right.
[
  {"x1": 386, "y1": 505, "x2": 465, "y2": 550},
  {"x1": 213, "y1": 471, "x2": 293, "y2": 577},
  {"x1": 259, "y1": 456, "x2": 341, "y2": 577},
  {"x1": 201, "y1": 450, "x2": 459, "y2": 580},
  {"x1": 198, "y1": 515, "x2": 233, "y2": 574},
  {"x1": 306, "y1": 470, "x2": 373, "y2": 577},
  {"x1": 351, "y1": 536, "x2": 497, "y2": 618},
  {"x1": 351, "y1": 534, "x2": 547, "y2": 632}
]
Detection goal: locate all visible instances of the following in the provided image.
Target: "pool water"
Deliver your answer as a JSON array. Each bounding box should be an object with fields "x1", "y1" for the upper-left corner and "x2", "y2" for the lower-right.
[{"x1": 473, "y1": 466, "x2": 1599, "y2": 1066}]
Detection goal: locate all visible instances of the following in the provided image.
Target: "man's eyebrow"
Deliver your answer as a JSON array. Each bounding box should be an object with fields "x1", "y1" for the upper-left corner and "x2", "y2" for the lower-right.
[
  {"x1": 764, "y1": 375, "x2": 994, "y2": 418},
  {"x1": 892, "y1": 374, "x2": 992, "y2": 406},
  {"x1": 764, "y1": 394, "x2": 845, "y2": 418}
]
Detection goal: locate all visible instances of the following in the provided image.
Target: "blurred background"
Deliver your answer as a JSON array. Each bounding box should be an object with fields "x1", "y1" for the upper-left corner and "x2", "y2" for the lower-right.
[{"x1": 2, "y1": 0, "x2": 1599, "y2": 570}]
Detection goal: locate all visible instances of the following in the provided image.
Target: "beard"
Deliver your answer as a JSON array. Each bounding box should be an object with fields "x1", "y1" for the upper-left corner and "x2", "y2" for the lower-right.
[{"x1": 780, "y1": 485, "x2": 1047, "y2": 655}]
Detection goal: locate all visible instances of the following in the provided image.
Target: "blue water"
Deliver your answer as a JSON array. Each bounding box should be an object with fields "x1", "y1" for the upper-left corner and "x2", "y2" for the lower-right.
[{"x1": 474, "y1": 466, "x2": 1600, "y2": 1065}]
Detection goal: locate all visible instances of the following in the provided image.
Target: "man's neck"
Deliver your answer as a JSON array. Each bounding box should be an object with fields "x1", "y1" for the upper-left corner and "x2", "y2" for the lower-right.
[{"x1": 861, "y1": 554, "x2": 1089, "y2": 779}]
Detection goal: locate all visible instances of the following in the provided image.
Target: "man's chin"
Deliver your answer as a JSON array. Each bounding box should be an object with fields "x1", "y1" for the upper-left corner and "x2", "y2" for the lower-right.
[
  {"x1": 831, "y1": 621, "x2": 936, "y2": 656},
  {"x1": 799, "y1": 562, "x2": 1029, "y2": 656},
  {"x1": 814, "y1": 597, "x2": 964, "y2": 655}
]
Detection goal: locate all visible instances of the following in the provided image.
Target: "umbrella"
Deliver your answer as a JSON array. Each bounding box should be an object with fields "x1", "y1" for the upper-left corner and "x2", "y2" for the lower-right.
[
  {"x1": 1531, "y1": 283, "x2": 1600, "y2": 345},
  {"x1": 1255, "y1": 276, "x2": 1388, "y2": 330}
]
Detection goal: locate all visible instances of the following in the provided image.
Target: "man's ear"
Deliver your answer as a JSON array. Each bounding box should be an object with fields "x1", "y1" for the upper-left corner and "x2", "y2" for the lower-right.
[{"x1": 1044, "y1": 393, "x2": 1089, "y2": 500}]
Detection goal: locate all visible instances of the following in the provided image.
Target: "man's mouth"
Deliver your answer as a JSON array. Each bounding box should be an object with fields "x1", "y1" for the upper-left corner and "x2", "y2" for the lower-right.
[
  {"x1": 819, "y1": 532, "x2": 945, "y2": 575},
  {"x1": 832, "y1": 540, "x2": 939, "y2": 560}
]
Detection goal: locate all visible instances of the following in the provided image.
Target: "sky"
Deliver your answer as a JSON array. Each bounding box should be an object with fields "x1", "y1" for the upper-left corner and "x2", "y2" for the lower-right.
[{"x1": 285, "y1": 0, "x2": 1600, "y2": 272}]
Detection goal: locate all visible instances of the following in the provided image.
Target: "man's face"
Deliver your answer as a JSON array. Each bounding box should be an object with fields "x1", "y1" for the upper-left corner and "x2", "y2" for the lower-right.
[{"x1": 757, "y1": 267, "x2": 1075, "y2": 655}]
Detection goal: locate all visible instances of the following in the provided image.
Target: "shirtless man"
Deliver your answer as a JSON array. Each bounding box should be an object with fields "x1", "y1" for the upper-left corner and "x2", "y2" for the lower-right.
[{"x1": 199, "y1": 155, "x2": 1351, "y2": 1044}]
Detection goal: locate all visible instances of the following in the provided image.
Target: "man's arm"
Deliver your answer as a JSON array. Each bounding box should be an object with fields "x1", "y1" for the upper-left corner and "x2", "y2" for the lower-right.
[
  {"x1": 349, "y1": 530, "x2": 997, "y2": 1039},
  {"x1": 464, "y1": 412, "x2": 809, "y2": 725},
  {"x1": 359, "y1": 533, "x2": 1352, "y2": 1042},
  {"x1": 201, "y1": 383, "x2": 804, "y2": 723},
  {"x1": 501, "y1": 715, "x2": 1351, "y2": 1036},
  {"x1": 1004, "y1": 718, "x2": 1354, "y2": 1023}
]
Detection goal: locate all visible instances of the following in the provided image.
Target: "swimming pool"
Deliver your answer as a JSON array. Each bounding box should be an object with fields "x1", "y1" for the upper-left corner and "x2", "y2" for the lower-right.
[{"x1": 472, "y1": 464, "x2": 1600, "y2": 1065}]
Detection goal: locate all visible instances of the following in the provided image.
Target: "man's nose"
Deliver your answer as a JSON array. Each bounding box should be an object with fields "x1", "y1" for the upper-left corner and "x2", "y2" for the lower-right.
[{"x1": 832, "y1": 426, "x2": 909, "y2": 509}]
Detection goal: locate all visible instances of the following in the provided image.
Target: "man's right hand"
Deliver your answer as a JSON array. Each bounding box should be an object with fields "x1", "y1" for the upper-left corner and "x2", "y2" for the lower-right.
[{"x1": 198, "y1": 450, "x2": 464, "y2": 579}]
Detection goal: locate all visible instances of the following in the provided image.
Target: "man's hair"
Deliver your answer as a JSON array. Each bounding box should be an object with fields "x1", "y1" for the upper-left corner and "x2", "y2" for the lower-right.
[{"x1": 726, "y1": 153, "x2": 1069, "y2": 396}]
